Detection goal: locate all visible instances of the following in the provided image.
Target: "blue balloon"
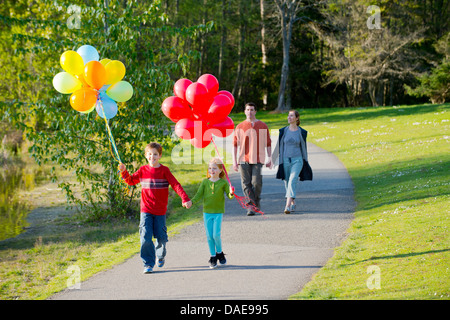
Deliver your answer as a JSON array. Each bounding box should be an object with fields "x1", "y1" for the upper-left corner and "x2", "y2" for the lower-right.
[
  {"x1": 96, "y1": 93, "x2": 118, "y2": 119},
  {"x1": 77, "y1": 45, "x2": 99, "y2": 65}
]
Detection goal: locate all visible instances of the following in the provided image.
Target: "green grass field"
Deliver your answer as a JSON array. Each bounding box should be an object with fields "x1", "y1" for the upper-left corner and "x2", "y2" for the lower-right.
[
  {"x1": 0, "y1": 103, "x2": 448, "y2": 299},
  {"x1": 286, "y1": 104, "x2": 449, "y2": 299}
]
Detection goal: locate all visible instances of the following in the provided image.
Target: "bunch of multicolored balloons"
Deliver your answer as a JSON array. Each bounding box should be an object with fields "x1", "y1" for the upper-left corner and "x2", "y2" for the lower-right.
[
  {"x1": 52, "y1": 45, "x2": 133, "y2": 119},
  {"x1": 161, "y1": 74, "x2": 235, "y2": 148}
]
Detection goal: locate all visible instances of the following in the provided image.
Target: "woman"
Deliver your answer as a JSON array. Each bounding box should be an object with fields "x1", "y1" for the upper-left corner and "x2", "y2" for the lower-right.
[{"x1": 272, "y1": 110, "x2": 309, "y2": 214}]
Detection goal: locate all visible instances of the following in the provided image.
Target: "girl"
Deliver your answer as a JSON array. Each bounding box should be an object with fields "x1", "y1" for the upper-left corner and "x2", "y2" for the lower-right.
[{"x1": 190, "y1": 157, "x2": 234, "y2": 268}]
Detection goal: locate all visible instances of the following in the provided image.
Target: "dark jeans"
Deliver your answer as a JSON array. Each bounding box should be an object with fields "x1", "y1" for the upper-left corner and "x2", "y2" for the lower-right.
[
  {"x1": 139, "y1": 212, "x2": 168, "y2": 267},
  {"x1": 239, "y1": 163, "x2": 263, "y2": 209}
]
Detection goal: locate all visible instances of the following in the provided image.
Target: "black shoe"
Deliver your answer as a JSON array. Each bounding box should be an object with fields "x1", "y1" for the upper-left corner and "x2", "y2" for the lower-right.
[
  {"x1": 208, "y1": 256, "x2": 218, "y2": 269},
  {"x1": 247, "y1": 209, "x2": 255, "y2": 216},
  {"x1": 216, "y1": 252, "x2": 227, "y2": 265}
]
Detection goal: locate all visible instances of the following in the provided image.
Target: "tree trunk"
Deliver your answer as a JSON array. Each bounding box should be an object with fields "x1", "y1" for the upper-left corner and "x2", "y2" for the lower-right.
[
  {"x1": 275, "y1": 1, "x2": 296, "y2": 112},
  {"x1": 232, "y1": 0, "x2": 244, "y2": 101},
  {"x1": 218, "y1": 0, "x2": 227, "y2": 81},
  {"x1": 260, "y1": 0, "x2": 268, "y2": 108}
]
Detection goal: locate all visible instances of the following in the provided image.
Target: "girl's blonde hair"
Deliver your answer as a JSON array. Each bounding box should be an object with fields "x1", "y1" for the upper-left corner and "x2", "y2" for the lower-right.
[{"x1": 207, "y1": 157, "x2": 225, "y2": 179}]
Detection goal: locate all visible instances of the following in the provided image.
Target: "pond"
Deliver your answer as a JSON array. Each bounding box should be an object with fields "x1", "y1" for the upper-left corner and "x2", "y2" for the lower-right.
[{"x1": 0, "y1": 167, "x2": 44, "y2": 241}]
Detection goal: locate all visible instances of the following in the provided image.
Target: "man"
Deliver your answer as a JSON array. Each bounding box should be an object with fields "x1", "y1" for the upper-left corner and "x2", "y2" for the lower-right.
[{"x1": 233, "y1": 102, "x2": 272, "y2": 216}]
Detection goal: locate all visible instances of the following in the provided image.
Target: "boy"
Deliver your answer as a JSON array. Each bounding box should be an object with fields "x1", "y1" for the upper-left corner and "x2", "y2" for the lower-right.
[{"x1": 119, "y1": 142, "x2": 192, "y2": 274}]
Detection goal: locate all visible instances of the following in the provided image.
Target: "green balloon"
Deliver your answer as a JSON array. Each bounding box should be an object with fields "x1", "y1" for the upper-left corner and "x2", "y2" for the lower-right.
[
  {"x1": 52, "y1": 72, "x2": 82, "y2": 94},
  {"x1": 106, "y1": 81, "x2": 133, "y2": 102}
]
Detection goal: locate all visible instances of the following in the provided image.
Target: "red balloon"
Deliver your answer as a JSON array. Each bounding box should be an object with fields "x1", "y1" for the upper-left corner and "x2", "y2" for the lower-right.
[
  {"x1": 205, "y1": 94, "x2": 233, "y2": 125},
  {"x1": 217, "y1": 90, "x2": 235, "y2": 109},
  {"x1": 185, "y1": 82, "x2": 213, "y2": 116},
  {"x1": 175, "y1": 118, "x2": 207, "y2": 141},
  {"x1": 173, "y1": 78, "x2": 193, "y2": 101},
  {"x1": 209, "y1": 116, "x2": 234, "y2": 138},
  {"x1": 198, "y1": 74, "x2": 219, "y2": 98},
  {"x1": 161, "y1": 96, "x2": 192, "y2": 123},
  {"x1": 190, "y1": 136, "x2": 211, "y2": 149},
  {"x1": 174, "y1": 118, "x2": 195, "y2": 140},
  {"x1": 190, "y1": 119, "x2": 210, "y2": 148}
]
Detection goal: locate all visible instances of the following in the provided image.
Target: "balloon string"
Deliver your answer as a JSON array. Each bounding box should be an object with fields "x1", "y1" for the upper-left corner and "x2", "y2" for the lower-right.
[
  {"x1": 98, "y1": 97, "x2": 122, "y2": 164},
  {"x1": 98, "y1": 96, "x2": 131, "y2": 196},
  {"x1": 211, "y1": 137, "x2": 265, "y2": 216}
]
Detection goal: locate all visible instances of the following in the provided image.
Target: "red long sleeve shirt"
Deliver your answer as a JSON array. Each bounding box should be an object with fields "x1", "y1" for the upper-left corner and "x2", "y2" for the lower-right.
[{"x1": 121, "y1": 164, "x2": 190, "y2": 215}]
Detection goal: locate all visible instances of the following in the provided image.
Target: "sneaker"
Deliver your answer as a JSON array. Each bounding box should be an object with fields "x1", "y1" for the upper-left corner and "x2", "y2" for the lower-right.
[
  {"x1": 247, "y1": 209, "x2": 255, "y2": 216},
  {"x1": 290, "y1": 204, "x2": 296, "y2": 212},
  {"x1": 157, "y1": 258, "x2": 165, "y2": 268},
  {"x1": 208, "y1": 256, "x2": 218, "y2": 269},
  {"x1": 216, "y1": 252, "x2": 227, "y2": 265},
  {"x1": 284, "y1": 207, "x2": 291, "y2": 214},
  {"x1": 143, "y1": 266, "x2": 153, "y2": 274}
]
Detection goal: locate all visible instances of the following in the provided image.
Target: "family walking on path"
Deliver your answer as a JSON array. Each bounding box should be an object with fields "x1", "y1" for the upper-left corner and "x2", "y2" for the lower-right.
[
  {"x1": 117, "y1": 102, "x2": 312, "y2": 274},
  {"x1": 51, "y1": 103, "x2": 355, "y2": 300}
]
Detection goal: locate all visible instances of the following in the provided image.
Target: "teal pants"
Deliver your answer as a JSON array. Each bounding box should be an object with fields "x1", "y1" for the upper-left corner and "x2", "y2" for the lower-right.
[{"x1": 203, "y1": 213, "x2": 223, "y2": 256}]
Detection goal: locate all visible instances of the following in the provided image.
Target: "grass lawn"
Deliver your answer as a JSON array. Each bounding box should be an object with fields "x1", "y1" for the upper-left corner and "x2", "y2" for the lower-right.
[
  {"x1": 284, "y1": 103, "x2": 449, "y2": 299},
  {"x1": 0, "y1": 141, "x2": 211, "y2": 300},
  {"x1": 1, "y1": 103, "x2": 448, "y2": 299}
]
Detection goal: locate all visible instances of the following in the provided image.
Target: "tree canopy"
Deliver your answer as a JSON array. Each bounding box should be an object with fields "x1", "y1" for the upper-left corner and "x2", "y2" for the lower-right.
[{"x1": 0, "y1": 0, "x2": 448, "y2": 219}]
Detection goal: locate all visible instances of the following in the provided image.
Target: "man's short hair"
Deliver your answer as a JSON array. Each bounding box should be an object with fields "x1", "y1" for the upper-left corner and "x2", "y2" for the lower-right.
[{"x1": 244, "y1": 102, "x2": 257, "y2": 111}]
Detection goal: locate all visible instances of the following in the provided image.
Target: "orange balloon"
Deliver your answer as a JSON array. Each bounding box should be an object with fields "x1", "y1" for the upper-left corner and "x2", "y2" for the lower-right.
[
  {"x1": 70, "y1": 87, "x2": 98, "y2": 112},
  {"x1": 75, "y1": 73, "x2": 89, "y2": 87},
  {"x1": 84, "y1": 61, "x2": 106, "y2": 89}
]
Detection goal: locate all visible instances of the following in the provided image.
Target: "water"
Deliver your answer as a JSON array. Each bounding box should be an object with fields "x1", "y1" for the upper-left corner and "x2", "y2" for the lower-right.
[{"x1": 0, "y1": 168, "x2": 41, "y2": 241}]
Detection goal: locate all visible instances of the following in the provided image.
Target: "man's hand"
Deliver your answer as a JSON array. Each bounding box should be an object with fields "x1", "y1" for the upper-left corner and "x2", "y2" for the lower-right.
[{"x1": 233, "y1": 163, "x2": 239, "y2": 172}]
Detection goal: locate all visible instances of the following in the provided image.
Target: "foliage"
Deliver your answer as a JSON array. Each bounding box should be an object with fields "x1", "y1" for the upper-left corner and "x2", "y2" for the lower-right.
[
  {"x1": 0, "y1": 0, "x2": 205, "y2": 220},
  {"x1": 405, "y1": 33, "x2": 450, "y2": 104},
  {"x1": 289, "y1": 103, "x2": 450, "y2": 299}
]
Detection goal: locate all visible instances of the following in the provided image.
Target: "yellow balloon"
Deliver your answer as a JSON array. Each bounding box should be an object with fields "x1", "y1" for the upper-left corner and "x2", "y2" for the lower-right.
[
  {"x1": 100, "y1": 58, "x2": 111, "y2": 67},
  {"x1": 105, "y1": 60, "x2": 126, "y2": 85},
  {"x1": 60, "y1": 50, "x2": 84, "y2": 75}
]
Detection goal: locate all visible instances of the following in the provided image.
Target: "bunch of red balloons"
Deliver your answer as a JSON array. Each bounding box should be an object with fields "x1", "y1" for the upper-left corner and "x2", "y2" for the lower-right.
[{"x1": 161, "y1": 74, "x2": 235, "y2": 148}]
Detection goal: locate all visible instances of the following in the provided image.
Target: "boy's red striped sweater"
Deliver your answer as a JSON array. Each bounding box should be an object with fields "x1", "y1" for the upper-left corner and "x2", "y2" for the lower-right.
[{"x1": 121, "y1": 164, "x2": 190, "y2": 215}]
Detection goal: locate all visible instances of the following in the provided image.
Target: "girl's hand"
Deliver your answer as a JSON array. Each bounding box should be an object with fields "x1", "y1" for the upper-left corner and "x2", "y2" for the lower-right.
[
  {"x1": 118, "y1": 163, "x2": 126, "y2": 172},
  {"x1": 230, "y1": 186, "x2": 235, "y2": 195},
  {"x1": 183, "y1": 200, "x2": 192, "y2": 209}
]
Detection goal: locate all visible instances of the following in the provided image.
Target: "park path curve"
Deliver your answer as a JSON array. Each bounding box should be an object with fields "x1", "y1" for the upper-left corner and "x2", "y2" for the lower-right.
[{"x1": 51, "y1": 143, "x2": 355, "y2": 300}]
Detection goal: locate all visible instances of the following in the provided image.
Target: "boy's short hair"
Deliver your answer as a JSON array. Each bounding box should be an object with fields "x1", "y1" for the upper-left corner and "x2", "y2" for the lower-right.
[{"x1": 145, "y1": 142, "x2": 162, "y2": 155}]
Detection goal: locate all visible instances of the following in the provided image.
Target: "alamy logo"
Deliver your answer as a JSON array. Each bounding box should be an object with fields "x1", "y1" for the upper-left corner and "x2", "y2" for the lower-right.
[
  {"x1": 67, "y1": 5, "x2": 81, "y2": 30},
  {"x1": 367, "y1": 5, "x2": 381, "y2": 30}
]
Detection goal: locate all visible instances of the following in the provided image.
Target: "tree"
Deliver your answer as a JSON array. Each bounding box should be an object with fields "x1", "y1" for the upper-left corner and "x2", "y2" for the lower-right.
[
  {"x1": 0, "y1": 0, "x2": 204, "y2": 220},
  {"x1": 273, "y1": 0, "x2": 324, "y2": 111},
  {"x1": 309, "y1": 0, "x2": 426, "y2": 107},
  {"x1": 405, "y1": 32, "x2": 450, "y2": 103}
]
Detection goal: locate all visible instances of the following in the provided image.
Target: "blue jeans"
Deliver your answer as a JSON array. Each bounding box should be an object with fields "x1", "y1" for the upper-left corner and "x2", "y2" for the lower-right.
[
  {"x1": 203, "y1": 213, "x2": 223, "y2": 256},
  {"x1": 283, "y1": 157, "x2": 303, "y2": 199},
  {"x1": 139, "y1": 212, "x2": 168, "y2": 267}
]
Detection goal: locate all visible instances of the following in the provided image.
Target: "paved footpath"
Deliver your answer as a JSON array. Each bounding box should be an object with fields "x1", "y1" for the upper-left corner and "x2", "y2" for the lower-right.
[{"x1": 51, "y1": 143, "x2": 355, "y2": 300}]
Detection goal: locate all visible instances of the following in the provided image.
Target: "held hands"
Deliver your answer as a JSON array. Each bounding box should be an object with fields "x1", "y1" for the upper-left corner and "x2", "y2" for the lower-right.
[{"x1": 182, "y1": 200, "x2": 192, "y2": 209}]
